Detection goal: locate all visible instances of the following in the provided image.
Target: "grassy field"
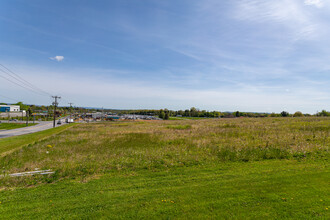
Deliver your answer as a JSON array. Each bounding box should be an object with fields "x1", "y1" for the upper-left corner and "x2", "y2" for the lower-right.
[
  {"x1": 0, "y1": 123, "x2": 76, "y2": 156},
  {"x1": 0, "y1": 122, "x2": 36, "y2": 130},
  {"x1": 0, "y1": 118, "x2": 329, "y2": 218}
]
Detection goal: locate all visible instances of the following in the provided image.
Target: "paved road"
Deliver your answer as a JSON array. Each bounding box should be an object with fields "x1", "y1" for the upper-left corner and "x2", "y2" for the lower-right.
[{"x1": 0, "y1": 119, "x2": 67, "y2": 138}]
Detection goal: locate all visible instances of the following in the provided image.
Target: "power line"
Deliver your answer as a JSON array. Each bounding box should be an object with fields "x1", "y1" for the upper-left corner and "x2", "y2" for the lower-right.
[
  {"x1": 0, "y1": 64, "x2": 52, "y2": 96},
  {"x1": 0, "y1": 66, "x2": 42, "y2": 94},
  {"x1": 0, "y1": 71, "x2": 48, "y2": 96},
  {"x1": 0, "y1": 64, "x2": 75, "y2": 110},
  {"x1": 61, "y1": 97, "x2": 74, "y2": 106},
  {"x1": 0, "y1": 64, "x2": 52, "y2": 97},
  {"x1": 0, "y1": 94, "x2": 19, "y2": 103}
]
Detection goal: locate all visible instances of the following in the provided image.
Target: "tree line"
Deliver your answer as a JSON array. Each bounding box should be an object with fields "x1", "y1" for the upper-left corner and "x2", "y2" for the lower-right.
[
  {"x1": 2, "y1": 102, "x2": 329, "y2": 119},
  {"x1": 112, "y1": 107, "x2": 330, "y2": 119}
]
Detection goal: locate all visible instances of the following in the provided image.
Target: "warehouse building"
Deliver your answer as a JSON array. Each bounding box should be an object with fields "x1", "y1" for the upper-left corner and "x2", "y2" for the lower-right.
[{"x1": 0, "y1": 105, "x2": 20, "y2": 112}]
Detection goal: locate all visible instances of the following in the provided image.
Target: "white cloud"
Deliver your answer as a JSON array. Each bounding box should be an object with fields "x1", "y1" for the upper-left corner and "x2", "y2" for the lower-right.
[
  {"x1": 50, "y1": 56, "x2": 64, "y2": 62},
  {"x1": 233, "y1": 0, "x2": 322, "y2": 41},
  {"x1": 304, "y1": 0, "x2": 324, "y2": 8}
]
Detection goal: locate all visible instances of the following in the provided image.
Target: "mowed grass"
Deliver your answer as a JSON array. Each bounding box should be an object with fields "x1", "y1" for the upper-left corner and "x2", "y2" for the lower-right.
[
  {"x1": 0, "y1": 160, "x2": 329, "y2": 219},
  {"x1": 0, "y1": 123, "x2": 36, "y2": 130},
  {"x1": 0, "y1": 118, "x2": 329, "y2": 218}
]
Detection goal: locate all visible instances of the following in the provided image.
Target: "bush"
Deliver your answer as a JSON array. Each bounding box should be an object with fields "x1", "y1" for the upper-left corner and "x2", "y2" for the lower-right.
[{"x1": 293, "y1": 111, "x2": 303, "y2": 117}]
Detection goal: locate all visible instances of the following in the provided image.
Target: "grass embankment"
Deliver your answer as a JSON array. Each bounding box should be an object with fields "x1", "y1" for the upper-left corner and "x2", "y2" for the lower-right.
[
  {"x1": 0, "y1": 118, "x2": 329, "y2": 218},
  {"x1": 0, "y1": 124, "x2": 76, "y2": 156},
  {"x1": 0, "y1": 123, "x2": 36, "y2": 130},
  {"x1": 0, "y1": 160, "x2": 328, "y2": 219}
]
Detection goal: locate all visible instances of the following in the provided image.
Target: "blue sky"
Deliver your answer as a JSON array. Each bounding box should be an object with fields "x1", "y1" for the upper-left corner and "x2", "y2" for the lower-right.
[{"x1": 0, "y1": 0, "x2": 329, "y2": 113}]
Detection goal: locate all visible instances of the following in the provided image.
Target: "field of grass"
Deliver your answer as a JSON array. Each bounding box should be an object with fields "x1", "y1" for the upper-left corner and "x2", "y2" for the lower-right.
[
  {"x1": 0, "y1": 123, "x2": 36, "y2": 130},
  {"x1": 0, "y1": 118, "x2": 329, "y2": 218}
]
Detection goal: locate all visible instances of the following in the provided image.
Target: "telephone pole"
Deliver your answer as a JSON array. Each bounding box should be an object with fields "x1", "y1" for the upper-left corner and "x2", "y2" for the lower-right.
[
  {"x1": 102, "y1": 107, "x2": 104, "y2": 121},
  {"x1": 68, "y1": 102, "x2": 73, "y2": 121},
  {"x1": 52, "y1": 96, "x2": 61, "y2": 128}
]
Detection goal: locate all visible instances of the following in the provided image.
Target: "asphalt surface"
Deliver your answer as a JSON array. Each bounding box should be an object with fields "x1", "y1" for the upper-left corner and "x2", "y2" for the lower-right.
[{"x1": 0, "y1": 119, "x2": 67, "y2": 138}]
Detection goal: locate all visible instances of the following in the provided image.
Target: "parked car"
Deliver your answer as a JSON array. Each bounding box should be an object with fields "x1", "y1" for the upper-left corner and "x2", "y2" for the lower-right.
[{"x1": 57, "y1": 120, "x2": 62, "y2": 125}]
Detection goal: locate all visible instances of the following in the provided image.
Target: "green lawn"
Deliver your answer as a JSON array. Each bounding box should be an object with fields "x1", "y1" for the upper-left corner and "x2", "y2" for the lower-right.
[
  {"x1": 0, "y1": 160, "x2": 329, "y2": 219},
  {"x1": 0, "y1": 118, "x2": 329, "y2": 219},
  {"x1": 0, "y1": 122, "x2": 36, "y2": 130}
]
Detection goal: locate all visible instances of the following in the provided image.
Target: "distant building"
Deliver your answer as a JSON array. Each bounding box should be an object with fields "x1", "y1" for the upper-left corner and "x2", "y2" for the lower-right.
[
  {"x1": 0, "y1": 105, "x2": 20, "y2": 112},
  {"x1": 107, "y1": 115, "x2": 120, "y2": 120}
]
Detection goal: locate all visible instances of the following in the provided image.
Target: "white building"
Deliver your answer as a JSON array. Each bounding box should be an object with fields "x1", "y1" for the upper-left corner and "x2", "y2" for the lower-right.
[{"x1": 0, "y1": 105, "x2": 20, "y2": 112}]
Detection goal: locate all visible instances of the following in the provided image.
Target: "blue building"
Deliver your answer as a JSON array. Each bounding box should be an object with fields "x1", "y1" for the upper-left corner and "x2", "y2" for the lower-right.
[{"x1": 0, "y1": 105, "x2": 20, "y2": 112}]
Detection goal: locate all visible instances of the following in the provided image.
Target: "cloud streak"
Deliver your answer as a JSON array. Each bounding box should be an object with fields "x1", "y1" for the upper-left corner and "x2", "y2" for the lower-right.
[
  {"x1": 50, "y1": 56, "x2": 64, "y2": 62},
  {"x1": 304, "y1": 0, "x2": 324, "y2": 8},
  {"x1": 233, "y1": 0, "x2": 324, "y2": 41}
]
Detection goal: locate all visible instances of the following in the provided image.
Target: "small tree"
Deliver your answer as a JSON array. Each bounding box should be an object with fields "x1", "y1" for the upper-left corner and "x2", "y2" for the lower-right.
[
  {"x1": 164, "y1": 112, "x2": 169, "y2": 120},
  {"x1": 159, "y1": 111, "x2": 165, "y2": 119},
  {"x1": 281, "y1": 111, "x2": 289, "y2": 117},
  {"x1": 293, "y1": 111, "x2": 303, "y2": 117}
]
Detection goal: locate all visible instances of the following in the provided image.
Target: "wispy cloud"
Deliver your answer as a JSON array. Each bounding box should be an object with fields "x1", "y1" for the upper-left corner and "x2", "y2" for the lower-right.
[
  {"x1": 233, "y1": 0, "x2": 324, "y2": 41},
  {"x1": 304, "y1": 0, "x2": 324, "y2": 8},
  {"x1": 50, "y1": 56, "x2": 64, "y2": 62}
]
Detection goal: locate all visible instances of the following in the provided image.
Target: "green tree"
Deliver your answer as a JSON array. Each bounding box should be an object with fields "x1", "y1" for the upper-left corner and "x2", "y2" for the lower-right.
[
  {"x1": 270, "y1": 112, "x2": 277, "y2": 117},
  {"x1": 317, "y1": 110, "x2": 330, "y2": 116},
  {"x1": 213, "y1": 111, "x2": 220, "y2": 118},
  {"x1": 281, "y1": 111, "x2": 289, "y2": 117},
  {"x1": 159, "y1": 110, "x2": 165, "y2": 119},
  {"x1": 184, "y1": 109, "x2": 190, "y2": 117},
  {"x1": 190, "y1": 107, "x2": 198, "y2": 117},
  {"x1": 293, "y1": 111, "x2": 303, "y2": 117},
  {"x1": 15, "y1": 102, "x2": 28, "y2": 110}
]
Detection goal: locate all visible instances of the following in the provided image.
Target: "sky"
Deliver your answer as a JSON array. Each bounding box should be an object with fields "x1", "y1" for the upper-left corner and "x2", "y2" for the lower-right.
[{"x1": 0, "y1": 0, "x2": 329, "y2": 113}]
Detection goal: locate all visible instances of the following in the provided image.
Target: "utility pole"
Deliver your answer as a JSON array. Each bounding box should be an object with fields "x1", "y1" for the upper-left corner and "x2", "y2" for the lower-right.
[
  {"x1": 26, "y1": 110, "x2": 28, "y2": 126},
  {"x1": 52, "y1": 96, "x2": 61, "y2": 128},
  {"x1": 26, "y1": 108, "x2": 30, "y2": 126},
  {"x1": 68, "y1": 102, "x2": 73, "y2": 121}
]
